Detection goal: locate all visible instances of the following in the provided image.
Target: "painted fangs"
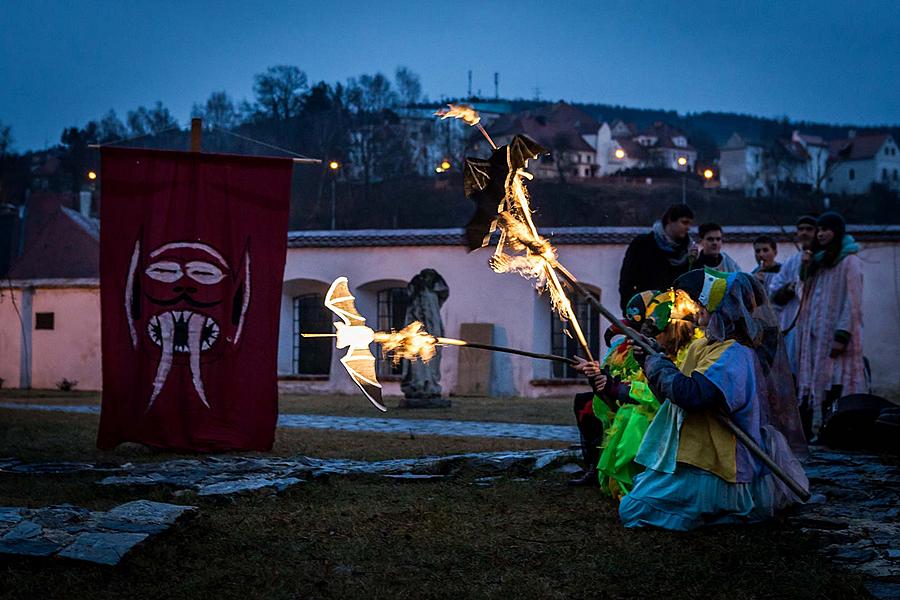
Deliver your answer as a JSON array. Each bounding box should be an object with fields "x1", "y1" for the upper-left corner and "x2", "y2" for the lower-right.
[{"x1": 147, "y1": 312, "x2": 219, "y2": 353}]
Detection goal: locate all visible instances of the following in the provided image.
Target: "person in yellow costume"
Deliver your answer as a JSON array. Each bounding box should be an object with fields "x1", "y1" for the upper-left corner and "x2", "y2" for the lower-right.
[
  {"x1": 619, "y1": 269, "x2": 808, "y2": 530},
  {"x1": 570, "y1": 289, "x2": 698, "y2": 493}
]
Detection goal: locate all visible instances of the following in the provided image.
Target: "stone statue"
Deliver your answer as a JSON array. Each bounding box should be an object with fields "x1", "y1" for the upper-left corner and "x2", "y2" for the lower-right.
[{"x1": 400, "y1": 269, "x2": 450, "y2": 408}]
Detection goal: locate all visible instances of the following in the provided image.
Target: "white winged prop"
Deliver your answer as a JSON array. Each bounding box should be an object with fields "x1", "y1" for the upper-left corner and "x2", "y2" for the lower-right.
[{"x1": 324, "y1": 277, "x2": 386, "y2": 412}]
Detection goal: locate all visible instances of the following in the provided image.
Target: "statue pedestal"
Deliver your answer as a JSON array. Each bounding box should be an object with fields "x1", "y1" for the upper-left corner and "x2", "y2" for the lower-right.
[{"x1": 399, "y1": 396, "x2": 451, "y2": 409}]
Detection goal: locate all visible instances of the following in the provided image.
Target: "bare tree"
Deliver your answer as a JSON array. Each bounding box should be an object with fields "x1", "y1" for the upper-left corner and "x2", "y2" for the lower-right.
[
  {"x1": 0, "y1": 120, "x2": 12, "y2": 157},
  {"x1": 127, "y1": 102, "x2": 178, "y2": 136},
  {"x1": 191, "y1": 91, "x2": 240, "y2": 130},
  {"x1": 395, "y1": 66, "x2": 422, "y2": 106},
  {"x1": 96, "y1": 110, "x2": 127, "y2": 143},
  {"x1": 253, "y1": 65, "x2": 308, "y2": 121},
  {"x1": 345, "y1": 73, "x2": 397, "y2": 113}
]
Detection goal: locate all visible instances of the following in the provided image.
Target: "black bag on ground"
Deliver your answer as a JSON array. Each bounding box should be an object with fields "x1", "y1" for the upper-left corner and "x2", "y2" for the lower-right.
[{"x1": 819, "y1": 393, "x2": 899, "y2": 452}]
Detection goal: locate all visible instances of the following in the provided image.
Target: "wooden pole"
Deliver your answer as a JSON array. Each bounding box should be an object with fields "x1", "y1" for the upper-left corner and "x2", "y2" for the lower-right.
[
  {"x1": 190, "y1": 118, "x2": 202, "y2": 152},
  {"x1": 435, "y1": 337, "x2": 576, "y2": 365}
]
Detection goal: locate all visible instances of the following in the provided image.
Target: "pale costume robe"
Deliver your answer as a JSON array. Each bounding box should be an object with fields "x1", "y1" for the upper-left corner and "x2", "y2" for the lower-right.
[
  {"x1": 795, "y1": 253, "x2": 866, "y2": 431},
  {"x1": 768, "y1": 252, "x2": 803, "y2": 367}
]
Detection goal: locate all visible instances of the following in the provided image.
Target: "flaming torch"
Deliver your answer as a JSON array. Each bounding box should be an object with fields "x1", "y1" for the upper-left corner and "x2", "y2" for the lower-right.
[
  {"x1": 442, "y1": 107, "x2": 811, "y2": 502},
  {"x1": 302, "y1": 277, "x2": 577, "y2": 412}
]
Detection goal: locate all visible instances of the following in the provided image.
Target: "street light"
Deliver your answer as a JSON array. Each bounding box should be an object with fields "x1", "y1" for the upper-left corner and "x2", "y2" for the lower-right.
[
  {"x1": 614, "y1": 148, "x2": 625, "y2": 159},
  {"x1": 703, "y1": 168, "x2": 714, "y2": 180},
  {"x1": 677, "y1": 157, "x2": 688, "y2": 204},
  {"x1": 440, "y1": 160, "x2": 451, "y2": 171},
  {"x1": 87, "y1": 171, "x2": 97, "y2": 180},
  {"x1": 328, "y1": 161, "x2": 340, "y2": 230}
]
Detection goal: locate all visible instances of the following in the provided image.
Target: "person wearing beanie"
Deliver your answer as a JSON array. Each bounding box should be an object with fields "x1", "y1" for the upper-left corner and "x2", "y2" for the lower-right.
[
  {"x1": 795, "y1": 211, "x2": 866, "y2": 439},
  {"x1": 768, "y1": 215, "x2": 818, "y2": 369}
]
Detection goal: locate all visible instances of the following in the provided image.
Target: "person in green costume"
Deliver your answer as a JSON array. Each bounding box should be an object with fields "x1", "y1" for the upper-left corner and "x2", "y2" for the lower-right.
[{"x1": 571, "y1": 289, "x2": 699, "y2": 497}]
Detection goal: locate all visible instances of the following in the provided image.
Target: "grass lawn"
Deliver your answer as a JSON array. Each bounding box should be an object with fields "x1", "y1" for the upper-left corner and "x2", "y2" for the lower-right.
[{"x1": 0, "y1": 395, "x2": 874, "y2": 599}]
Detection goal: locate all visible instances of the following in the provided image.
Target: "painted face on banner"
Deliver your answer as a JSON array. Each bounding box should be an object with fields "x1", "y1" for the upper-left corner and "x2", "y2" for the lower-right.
[{"x1": 125, "y1": 239, "x2": 250, "y2": 410}]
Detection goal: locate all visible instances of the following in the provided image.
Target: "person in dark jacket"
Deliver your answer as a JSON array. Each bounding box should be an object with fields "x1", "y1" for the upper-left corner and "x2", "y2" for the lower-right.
[{"x1": 618, "y1": 205, "x2": 695, "y2": 310}]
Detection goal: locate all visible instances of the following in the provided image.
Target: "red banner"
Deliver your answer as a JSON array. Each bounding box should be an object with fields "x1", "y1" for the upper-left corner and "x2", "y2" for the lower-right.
[{"x1": 97, "y1": 148, "x2": 292, "y2": 451}]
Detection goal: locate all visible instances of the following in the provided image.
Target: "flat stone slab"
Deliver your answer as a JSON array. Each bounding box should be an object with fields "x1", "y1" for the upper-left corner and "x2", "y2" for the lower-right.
[
  {"x1": 0, "y1": 501, "x2": 195, "y2": 565},
  {"x1": 96, "y1": 449, "x2": 577, "y2": 496},
  {"x1": 0, "y1": 403, "x2": 579, "y2": 442},
  {"x1": 57, "y1": 532, "x2": 149, "y2": 565}
]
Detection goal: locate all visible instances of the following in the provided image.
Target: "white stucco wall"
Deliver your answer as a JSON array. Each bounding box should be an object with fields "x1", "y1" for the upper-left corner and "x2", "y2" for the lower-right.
[
  {"x1": 278, "y1": 236, "x2": 900, "y2": 399},
  {"x1": 2, "y1": 236, "x2": 899, "y2": 398}
]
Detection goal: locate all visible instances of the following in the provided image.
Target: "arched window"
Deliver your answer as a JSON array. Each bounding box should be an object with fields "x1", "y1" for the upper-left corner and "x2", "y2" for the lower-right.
[
  {"x1": 293, "y1": 293, "x2": 332, "y2": 375},
  {"x1": 550, "y1": 292, "x2": 601, "y2": 379},
  {"x1": 376, "y1": 287, "x2": 410, "y2": 376}
]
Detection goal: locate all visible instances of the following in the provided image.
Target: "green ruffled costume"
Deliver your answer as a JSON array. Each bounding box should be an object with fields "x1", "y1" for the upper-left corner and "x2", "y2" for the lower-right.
[
  {"x1": 592, "y1": 338, "x2": 661, "y2": 499},
  {"x1": 591, "y1": 333, "x2": 697, "y2": 498}
]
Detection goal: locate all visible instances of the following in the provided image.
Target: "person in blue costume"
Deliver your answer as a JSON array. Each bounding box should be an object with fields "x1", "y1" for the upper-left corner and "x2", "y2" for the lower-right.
[{"x1": 619, "y1": 269, "x2": 808, "y2": 531}]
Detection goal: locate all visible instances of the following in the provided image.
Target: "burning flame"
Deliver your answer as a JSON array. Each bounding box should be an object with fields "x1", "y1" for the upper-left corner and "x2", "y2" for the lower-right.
[
  {"x1": 671, "y1": 289, "x2": 700, "y2": 321},
  {"x1": 434, "y1": 103, "x2": 481, "y2": 126},
  {"x1": 374, "y1": 321, "x2": 438, "y2": 364},
  {"x1": 486, "y1": 159, "x2": 592, "y2": 356}
]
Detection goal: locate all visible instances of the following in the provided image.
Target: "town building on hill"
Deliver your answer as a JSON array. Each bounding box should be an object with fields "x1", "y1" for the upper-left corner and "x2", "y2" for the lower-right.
[
  {"x1": 717, "y1": 129, "x2": 900, "y2": 197},
  {"x1": 827, "y1": 132, "x2": 900, "y2": 195},
  {"x1": 479, "y1": 102, "x2": 599, "y2": 180},
  {"x1": 718, "y1": 133, "x2": 767, "y2": 196},
  {"x1": 595, "y1": 119, "x2": 697, "y2": 176}
]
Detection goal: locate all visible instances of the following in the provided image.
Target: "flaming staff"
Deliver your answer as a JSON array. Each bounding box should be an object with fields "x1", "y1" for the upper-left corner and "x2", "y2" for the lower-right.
[
  {"x1": 303, "y1": 277, "x2": 577, "y2": 412},
  {"x1": 443, "y1": 107, "x2": 810, "y2": 502},
  {"x1": 437, "y1": 104, "x2": 594, "y2": 362}
]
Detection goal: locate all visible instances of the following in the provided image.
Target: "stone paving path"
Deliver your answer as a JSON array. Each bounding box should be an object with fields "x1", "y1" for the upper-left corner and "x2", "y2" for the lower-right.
[
  {"x1": 789, "y1": 449, "x2": 900, "y2": 599},
  {"x1": 0, "y1": 403, "x2": 579, "y2": 442},
  {"x1": 0, "y1": 500, "x2": 195, "y2": 565}
]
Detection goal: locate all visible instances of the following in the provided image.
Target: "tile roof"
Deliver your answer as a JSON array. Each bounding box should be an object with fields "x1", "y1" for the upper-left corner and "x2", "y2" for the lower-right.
[
  {"x1": 287, "y1": 225, "x2": 900, "y2": 248},
  {"x1": 829, "y1": 134, "x2": 892, "y2": 161},
  {"x1": 490, "y1": 103, "x2": 597, "y2": 153}
]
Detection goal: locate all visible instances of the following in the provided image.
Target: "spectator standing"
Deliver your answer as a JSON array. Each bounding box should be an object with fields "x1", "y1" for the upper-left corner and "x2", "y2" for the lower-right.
[
  {"x1": 795, "y1": 212, "x2": 866, "y2": 438},
  {"x1": 751, "y1": 235, "x2": 781, "y2": 289},
  {"x1": 768, "y1": 216, "x2": 817, "y2": 369},
  {"x1": 693, "y1": 223, "x2": 741, "y2": 272},
  {"x1": 618, "y1": 204, "x2": 694, "y2": 310}
]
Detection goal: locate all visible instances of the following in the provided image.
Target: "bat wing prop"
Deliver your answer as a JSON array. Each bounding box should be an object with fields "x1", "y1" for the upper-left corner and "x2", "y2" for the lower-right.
[
  {"x1": 462, "y1": 135, "x2": 548, "y2": 251},
  {"x1": 324, "y1": 277, "x2": 386, "y2": 411}
]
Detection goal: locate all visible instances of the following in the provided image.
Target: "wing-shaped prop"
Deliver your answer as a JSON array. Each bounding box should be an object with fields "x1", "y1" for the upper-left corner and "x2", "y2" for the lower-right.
[
  {"x1": 462, "y1": 134, "x2": 547, "y2": 251},
  {"x1": 324, "y1": 277, "x2": 386, "y2": 412}
]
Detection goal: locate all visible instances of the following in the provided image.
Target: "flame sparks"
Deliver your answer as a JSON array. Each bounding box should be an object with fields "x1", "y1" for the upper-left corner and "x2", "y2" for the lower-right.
[
  {"x1": 434, "y1": 103, "x2": 481, "y2": 126},
  {"x1": 374, "y1": 321, "x2": 438, "y2": 364}
]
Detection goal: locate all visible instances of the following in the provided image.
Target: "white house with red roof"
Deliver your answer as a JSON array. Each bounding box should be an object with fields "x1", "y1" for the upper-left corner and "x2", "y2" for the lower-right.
[
  {"x1": 827, "y1": 132, "x2": 900, "y2": 195},
  {"x1": 596, "y1": 120, "x2": 696, "y2": 176}
]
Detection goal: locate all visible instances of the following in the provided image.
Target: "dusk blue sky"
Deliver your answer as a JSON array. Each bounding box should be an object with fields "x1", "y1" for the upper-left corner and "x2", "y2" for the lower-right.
[{"x1": 2, "y1": 0, "x2": 898, "y2": 151}]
